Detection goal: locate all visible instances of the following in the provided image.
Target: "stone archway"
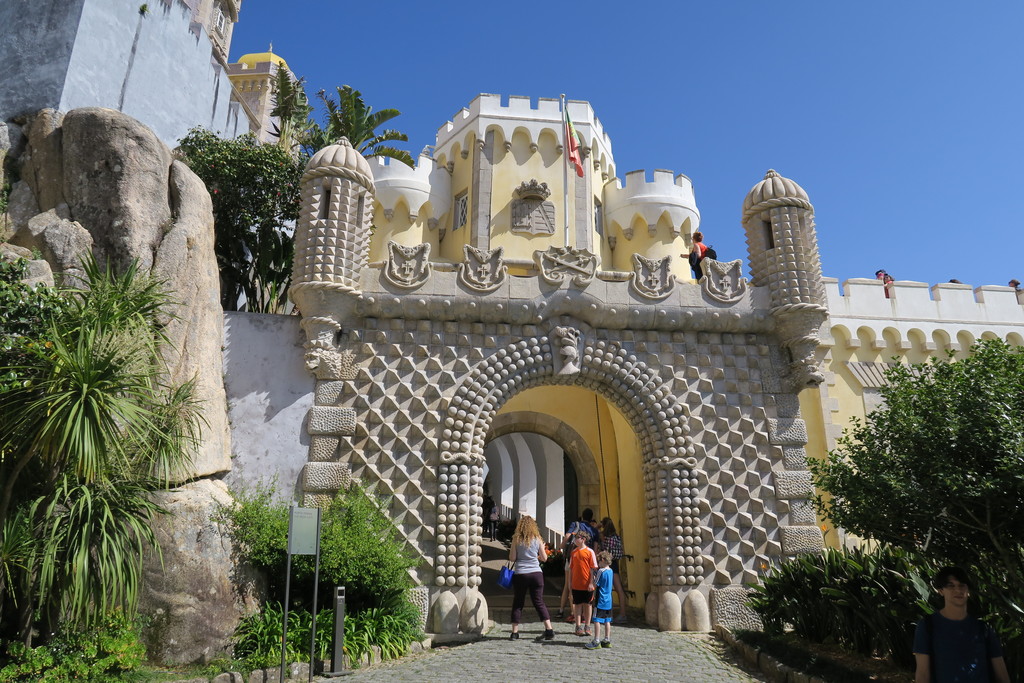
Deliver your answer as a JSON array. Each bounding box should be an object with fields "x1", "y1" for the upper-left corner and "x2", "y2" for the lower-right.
[
  {"x1": 488, "y1": 411, "x2": 601, "y2": 519},
  {"x1": 430, "y1": 329, "x2": 704, "y2": 633}
]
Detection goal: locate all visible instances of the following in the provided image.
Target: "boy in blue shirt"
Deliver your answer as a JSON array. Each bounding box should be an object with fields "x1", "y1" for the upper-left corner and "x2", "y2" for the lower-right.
[
  {"x1": 912, "y1": 567, "x2": 1010, "y2": 683},
  {"x1": 585, "y1": 550, "x2": 615, "y2": 649}
]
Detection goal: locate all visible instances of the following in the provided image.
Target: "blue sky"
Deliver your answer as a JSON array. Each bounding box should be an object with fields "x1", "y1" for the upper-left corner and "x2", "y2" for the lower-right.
[{"x1": 231, "y1": 1, "x2": 1023, "y2": 290}]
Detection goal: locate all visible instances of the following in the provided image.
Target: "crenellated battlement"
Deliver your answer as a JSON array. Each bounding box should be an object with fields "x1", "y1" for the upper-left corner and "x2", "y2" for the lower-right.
[
  {"x1": 604, "y1": 169, "x2": 700, "y2": 238},
  {"x1": 369, "y1": 153, "x2": 451, "y2": 221},
  {"x1": 824, "y1": 277, "x2": 1024, "y2": 350},
  {"x1": 434, "y1": 94, "x2": 613, "y2": 166}
]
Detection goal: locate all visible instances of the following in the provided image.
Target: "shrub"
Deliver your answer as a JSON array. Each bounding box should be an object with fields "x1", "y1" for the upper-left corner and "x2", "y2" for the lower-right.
[
  {"x1": 0, "y1": 610, "x2": 145, "y2": 681},
  {"x1": 233, "y1": 590, "x2": 422, "y2": 671},
  {"x1": 221, "y1": 482, "x2": 417, "y2": 610},
  {"x1": 232, "y1": 601, "x2": 333, "y2": 671},
  {"x1": 747, "y1": 545, "x2": 936, "y2": 667}
]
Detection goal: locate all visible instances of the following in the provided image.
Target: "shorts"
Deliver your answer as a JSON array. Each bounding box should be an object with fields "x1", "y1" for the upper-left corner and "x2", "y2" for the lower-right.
[
  {"x1": 572, "y1": 589, "x2": 594, "y2": 604},
  {"x1": 610, "y1": 558, "x2": 620, "y2": 573},
  {"x1": 593, "y1": 608, "x2": 613, "y2": 623}
]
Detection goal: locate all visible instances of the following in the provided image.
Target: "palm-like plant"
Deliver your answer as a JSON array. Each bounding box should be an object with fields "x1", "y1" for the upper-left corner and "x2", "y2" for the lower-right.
[
  {"x1": 300, "y1": 86, "x2": 415, "y2": 167},
  {"x1": 269, "y1": 70, "x2": 312, "y2": 155},
  {"x1": 0, "y1": 255, "x2": 201, "y2": 643}
]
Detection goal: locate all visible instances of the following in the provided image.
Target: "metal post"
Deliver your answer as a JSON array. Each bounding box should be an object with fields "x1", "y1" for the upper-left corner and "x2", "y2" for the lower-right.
[
  {"x1": 308, "y1": 507, "x2": 322, "y2": 683},
  {"x1": 332, "y1": 586, "x2": 346, "y2": 672},
  {"x1": 280, "y1": 504, "x2": 296, "y2": 683}
]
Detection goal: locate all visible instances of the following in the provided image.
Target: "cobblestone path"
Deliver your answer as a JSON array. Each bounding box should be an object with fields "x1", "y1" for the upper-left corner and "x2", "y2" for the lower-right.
[{"x1": 337, "y1": 621, "x2": 767, "y2": 682}]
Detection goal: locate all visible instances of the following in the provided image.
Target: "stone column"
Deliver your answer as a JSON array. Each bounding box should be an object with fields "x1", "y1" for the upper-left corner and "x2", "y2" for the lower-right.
[
  {"x1": 430, "y1": 460, "x2": 488, "y2": 634},
  {"x1": 470, "y1": 133, "x2": 493, "y2": 250},
  {"x1": 645, "y1": 459, "x2": 703, "y2": 631}
]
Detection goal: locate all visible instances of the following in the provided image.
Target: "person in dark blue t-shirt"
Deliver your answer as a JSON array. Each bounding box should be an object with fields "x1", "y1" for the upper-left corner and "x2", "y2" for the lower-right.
[{"x1": 912, "y1": 566, "x2": 1010, "y2": 683}]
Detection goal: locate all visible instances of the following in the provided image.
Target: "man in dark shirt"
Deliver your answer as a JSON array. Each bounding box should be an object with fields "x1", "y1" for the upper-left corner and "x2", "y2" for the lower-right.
[{"x1": 913, "y1": 567, "x2": 1010, "y2": 683}]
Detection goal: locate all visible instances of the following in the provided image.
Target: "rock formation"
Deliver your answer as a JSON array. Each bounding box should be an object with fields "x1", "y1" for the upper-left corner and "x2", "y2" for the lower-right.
[{"x1": 2, "y1": 107, "x2": 249, "y2": 664}]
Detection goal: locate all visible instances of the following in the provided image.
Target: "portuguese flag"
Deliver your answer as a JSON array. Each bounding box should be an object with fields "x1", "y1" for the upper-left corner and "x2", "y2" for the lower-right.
[{"x1": 564, "y1": 109, "x2": 584, "y2": 178}]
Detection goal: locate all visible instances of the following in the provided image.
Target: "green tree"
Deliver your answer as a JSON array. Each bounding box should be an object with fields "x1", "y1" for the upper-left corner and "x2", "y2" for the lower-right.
[
  {"x1": 0, "y1": 256, "x2": 201, "y2": 644},
  {"x1": 300, "y1": 86, "x2": 415, "y2": 167},
  {"x1": 809, "y1": 338, "x2": 1024, "y2": 671},
  {"x1": 810, "y1": 339, "x2": 1024, "y2": 579},
  {"x1": 269, "y1": 70, "x2": 313, "y2": 155},
  {"x1": 177, "y1": 128, "x2": 304, "y2": 312}
]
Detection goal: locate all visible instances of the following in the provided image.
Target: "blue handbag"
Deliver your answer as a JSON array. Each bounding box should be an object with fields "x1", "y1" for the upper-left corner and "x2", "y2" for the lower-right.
[{"x1": 497, "y1": 563, "x2": 514, "y2": 589}]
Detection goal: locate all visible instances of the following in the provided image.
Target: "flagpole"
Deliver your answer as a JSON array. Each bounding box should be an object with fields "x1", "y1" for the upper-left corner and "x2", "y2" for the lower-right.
[{"x1": 561, "y1": 94, "x2": 570, "y2": 247}]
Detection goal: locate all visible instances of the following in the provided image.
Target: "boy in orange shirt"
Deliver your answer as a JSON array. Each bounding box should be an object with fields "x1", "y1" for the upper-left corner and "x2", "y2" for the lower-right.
[{"x1": 569, "y1": 530, "x2": 598, "y2": 636}]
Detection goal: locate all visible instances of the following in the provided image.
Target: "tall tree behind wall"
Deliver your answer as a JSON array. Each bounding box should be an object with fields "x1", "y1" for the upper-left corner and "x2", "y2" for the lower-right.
[{"x1": 177, "y1": 129, "x2": 304, "y2": 312}]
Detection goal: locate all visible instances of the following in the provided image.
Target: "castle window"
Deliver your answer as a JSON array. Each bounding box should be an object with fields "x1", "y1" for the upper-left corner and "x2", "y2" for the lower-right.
[
  {"x1": 453, "y1": 191, "x2": 468, "y2": 231},
  {"x1": 594, "y1": 199, "x2": 604, "y2": 238},
  {"x1": 762, "y1": 220, "x2": 775, "y2": 249},
  {"x1": 214, "y1": 4, "x2": 227, "y2": 34},
  {"x1": 319, "y1": 183, "x2": 330, "y2": 220}
]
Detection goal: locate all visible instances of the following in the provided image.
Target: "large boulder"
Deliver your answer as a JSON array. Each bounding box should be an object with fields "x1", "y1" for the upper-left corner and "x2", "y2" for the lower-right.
[
  {"x1": 2, "y1": 107, "x2": 238, "y2": 663},
  {"x1": 20, "y1": 109, "x2": 65, "y2": 212},
  {"x1": 154, "y1": 159, "x2": 231, "y2": 481},
  {"x1": 140, "y1": 479, "x2": 262, "y2": 665},
  {"x1": 59, "y1": 107, "x2": 172, "y2": 271},
  {"x1": 8, "y1": 209, "x2": 92, "y2": 285},
  {"x1": 6, "y1": 106, "x2": 230, "y2": 478}
]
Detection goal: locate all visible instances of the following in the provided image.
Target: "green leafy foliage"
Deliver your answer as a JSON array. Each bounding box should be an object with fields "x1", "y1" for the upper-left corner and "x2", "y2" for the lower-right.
[
  {"x1": 233, "y1": 591, "x2": 423, "y2": 671},
  {"x1": 809, "y1": 339, "x2": 1024, "y2": 677},
  {"x1": 269, "y1": 71, "x2": 313, "y2": 154},
  {"x1": 300, "y1": 86, "x2": 414, "y2": 167},
  {"x1": 221, "y1": 483, "x2": 418, "y2": 612},
  {"x1": 232, "y1": 601, "x2": 332, "y2": 671},
  {"x1": 0, "y1": 259, "x2": 67, "y2": 393},
  {"x1": 0, "y1": 610, "x2": 145, "y2": 681},
  {"x1": 176, "y1": 128, "x2": 304, "y2": 312},
  {"x1": 810, "y1": 340, "x2": 1024, "y2": 572},
  {"x1": 0, "y1": 256, "x2": 201, "y2": 646},
  {"x1": 342, "y1": 590, "x2": 423, "y2": 668},
  {"x1": 747, "y1": 546, "x2": 936, "y2": 667}
]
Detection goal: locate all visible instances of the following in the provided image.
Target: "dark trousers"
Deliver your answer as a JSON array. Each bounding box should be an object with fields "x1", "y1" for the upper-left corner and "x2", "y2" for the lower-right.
[{"x1": 510, "y1": 571, "x2": 550, "y2": 624}]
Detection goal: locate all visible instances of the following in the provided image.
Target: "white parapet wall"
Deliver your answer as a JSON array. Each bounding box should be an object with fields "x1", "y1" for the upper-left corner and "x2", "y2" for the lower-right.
[{"x1": 823, "y1": 277, "x2": 1024, "y2": 350}]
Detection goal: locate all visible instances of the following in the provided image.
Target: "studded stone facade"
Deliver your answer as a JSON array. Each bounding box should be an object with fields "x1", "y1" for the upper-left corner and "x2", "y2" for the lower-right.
[{"x1": 290, "y1": 144, "x2": 826, "y2": 633}]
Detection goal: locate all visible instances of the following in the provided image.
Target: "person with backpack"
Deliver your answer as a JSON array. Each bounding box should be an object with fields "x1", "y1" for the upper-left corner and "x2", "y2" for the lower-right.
[
  {"x1": 686, "y1": 231, "x2": 716, "y2": 280},
  {"x1": 912, "y1": 566, "x2": 1010, "y2": 683}
]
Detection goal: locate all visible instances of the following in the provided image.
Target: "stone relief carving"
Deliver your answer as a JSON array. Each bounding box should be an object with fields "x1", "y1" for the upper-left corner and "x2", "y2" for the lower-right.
[
  {"x1": 773, "y1": 303, "x2": 829, "y2": 391},
  {"x1": 700, "y1": 258, "x2": 748, "y2": 304},
  {"x1": 457, "y1": 245, "x2": 507, "y2": 293},
  {"x1": 299, "y1": 316, "x2": 351, "y2": 380},
  {"x1": 383, "y1": 240, "x2": 431, "y2": 289},
  {"x1": 511, "y1": 179, "x2": 555, "y2": 235},
  {"x1": 553, "y1": 326, "x2": 581, "y2": 374},
  {"x1": 534, "y1": 245, "x2": 597, "y2": 287},
  {"x1": 630, "y1": 253, "x2": 676, "y2": 299}
]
